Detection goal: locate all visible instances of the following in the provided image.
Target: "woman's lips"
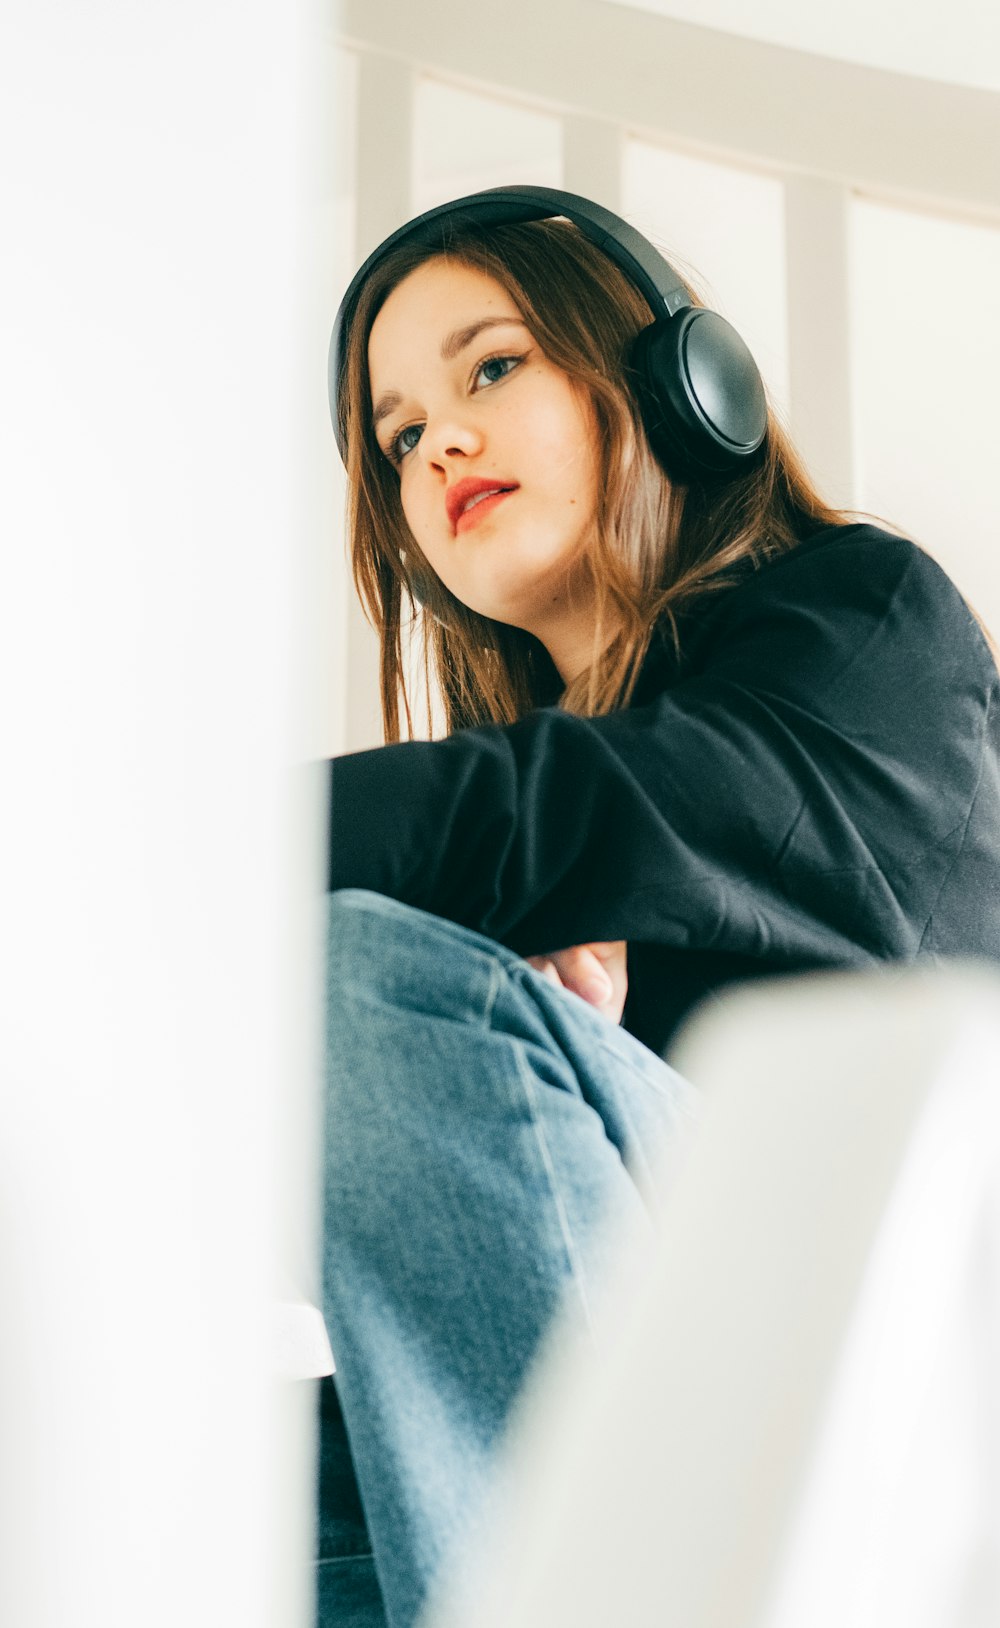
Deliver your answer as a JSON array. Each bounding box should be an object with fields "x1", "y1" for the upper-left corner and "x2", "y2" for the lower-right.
[{"x1": 454, "y1": 487, "x2": 517, "y2": 535}]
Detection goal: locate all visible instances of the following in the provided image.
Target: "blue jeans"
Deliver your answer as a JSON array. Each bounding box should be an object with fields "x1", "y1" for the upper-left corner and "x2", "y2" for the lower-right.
[{"x1": 317, "y1": 890, "x2": 696, "y2": 1628}]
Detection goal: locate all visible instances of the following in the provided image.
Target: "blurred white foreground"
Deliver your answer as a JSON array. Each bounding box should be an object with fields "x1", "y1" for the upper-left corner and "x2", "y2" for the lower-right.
[
  {"x1": 0, "y1": 4, "x2": 325, "y2": 1623},
  {"x1": 426, "y1": 962, "x2": 1000, "y2": 1628}
]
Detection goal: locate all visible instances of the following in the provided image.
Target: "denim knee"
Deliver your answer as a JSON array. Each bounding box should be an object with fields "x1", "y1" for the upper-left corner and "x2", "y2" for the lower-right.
[
  {"x1": 323, "y1": 891, "x2": 518, "y2": 1256},
  {"x1": 326, "y1": 889, "x2": 509, "y2": 1032}
]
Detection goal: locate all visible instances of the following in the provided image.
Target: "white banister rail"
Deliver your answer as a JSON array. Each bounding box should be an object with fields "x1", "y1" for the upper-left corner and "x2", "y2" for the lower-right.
[{"x1": 338, "y1": 0, "x2": 1000, "y2": 223}]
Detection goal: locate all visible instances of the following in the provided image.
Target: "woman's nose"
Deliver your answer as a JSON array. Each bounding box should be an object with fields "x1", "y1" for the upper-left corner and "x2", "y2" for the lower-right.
[{"x1": 419, "y1": 411, "x2": 484, "y2": 468}]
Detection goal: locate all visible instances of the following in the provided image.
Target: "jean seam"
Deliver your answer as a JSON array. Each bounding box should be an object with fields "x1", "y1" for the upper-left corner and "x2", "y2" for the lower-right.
[
  {"x1": 591, "y1": 1035, "x2": 694, "y2": 1104},
  {"x1": 508, "y1": 960, "x2": 682, "y2": 1101},
  {"x1": 482, "y1": 953, "x2": 504, "y2": 1029},
  {"x1": 508, "y1": 1040, "x2": 599, "y2": 1341}
]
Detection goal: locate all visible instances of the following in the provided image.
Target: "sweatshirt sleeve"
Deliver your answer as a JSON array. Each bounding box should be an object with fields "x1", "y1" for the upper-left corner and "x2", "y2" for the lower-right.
[{"x1": 328, "y1": 529, "x2": 994, "y2": 966}]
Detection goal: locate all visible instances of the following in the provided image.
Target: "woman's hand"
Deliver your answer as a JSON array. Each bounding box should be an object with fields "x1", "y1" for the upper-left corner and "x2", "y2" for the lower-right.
[{"x1": 526, "y1": 941, "x2": 628, "y2": 1026}]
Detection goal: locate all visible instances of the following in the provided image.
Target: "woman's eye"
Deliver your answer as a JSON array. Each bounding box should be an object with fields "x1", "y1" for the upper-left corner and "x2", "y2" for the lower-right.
[
  {"x1": 389, "y1": 422, "x2": 423, "y2": 462},
  {"x1": 473, "y1": 354, "x2": 522, "y2": 389}
]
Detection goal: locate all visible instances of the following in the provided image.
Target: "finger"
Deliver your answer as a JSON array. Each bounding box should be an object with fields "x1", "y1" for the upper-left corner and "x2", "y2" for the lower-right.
[
  {"x1": 552, "y1": 945, "x2": 613, "y2": 1005},
  {"x1": 578, "y1": 941, "x2": 624, "y2": 965},
  {"x1": 526, "y1": 954, "x2": 565, "y2": 989}
]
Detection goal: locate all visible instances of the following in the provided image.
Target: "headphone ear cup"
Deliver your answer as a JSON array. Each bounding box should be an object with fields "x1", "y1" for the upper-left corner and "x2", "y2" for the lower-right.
[{"x1": 629, "y1": 309, "x2": 768, "y2": 480}]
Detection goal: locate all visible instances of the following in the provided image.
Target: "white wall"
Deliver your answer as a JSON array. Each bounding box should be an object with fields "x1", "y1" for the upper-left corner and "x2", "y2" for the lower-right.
[{"x1": 851, "y1": 199, "x2": 1000, "y2": 632}]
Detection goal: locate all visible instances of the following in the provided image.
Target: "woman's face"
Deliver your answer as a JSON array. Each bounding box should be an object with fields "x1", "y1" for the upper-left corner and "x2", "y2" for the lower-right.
[{"x1": 366, "y1": 258, "x2": 602, "y2": 673}]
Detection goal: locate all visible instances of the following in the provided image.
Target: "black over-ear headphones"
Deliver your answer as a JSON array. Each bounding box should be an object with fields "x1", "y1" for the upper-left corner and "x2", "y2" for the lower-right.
[{"x1": 329, "y1": 184, "x2": 768, "y2": 484}]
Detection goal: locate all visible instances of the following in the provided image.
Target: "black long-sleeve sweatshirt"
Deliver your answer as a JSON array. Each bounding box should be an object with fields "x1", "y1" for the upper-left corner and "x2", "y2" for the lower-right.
[{"x1": 329, "y1": 522, "x2": 1000, "y2": 1058}]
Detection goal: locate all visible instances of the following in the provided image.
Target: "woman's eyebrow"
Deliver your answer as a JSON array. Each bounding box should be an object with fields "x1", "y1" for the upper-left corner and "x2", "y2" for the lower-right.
[
  {"x1": 440, "y1": 315, "x2": 527, "y2": 361},
  {"x1": 372, "y1": 391, "x2": 402, "y2": 432},
  {"x1": 372, "y1": 316, "x2": 529, "y2": 431}
]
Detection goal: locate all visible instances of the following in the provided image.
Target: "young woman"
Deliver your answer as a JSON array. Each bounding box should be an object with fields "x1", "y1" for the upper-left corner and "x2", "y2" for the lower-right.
[{"x1": 317, "y1": 189, "x2": 1000, "y2": 1628}]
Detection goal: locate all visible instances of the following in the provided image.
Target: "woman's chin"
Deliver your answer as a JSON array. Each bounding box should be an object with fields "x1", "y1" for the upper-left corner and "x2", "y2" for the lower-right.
[{"x1": 463, "y1": 568, "x2": 568, "y2": 630}]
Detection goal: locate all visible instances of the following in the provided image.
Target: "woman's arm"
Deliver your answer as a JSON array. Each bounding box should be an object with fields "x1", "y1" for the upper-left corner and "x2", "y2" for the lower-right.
[{"x1": 329, "y1": 526, "x2": 999, "y2": 973}]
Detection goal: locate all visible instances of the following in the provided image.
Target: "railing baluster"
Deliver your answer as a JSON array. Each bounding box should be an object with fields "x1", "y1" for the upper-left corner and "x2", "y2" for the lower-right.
[
  {"x1": 784, "y1": 176, "x2": 856, "y2": 510},
  {"x1": 562, "y1": 113, "x2": 623, "y2": 212}
]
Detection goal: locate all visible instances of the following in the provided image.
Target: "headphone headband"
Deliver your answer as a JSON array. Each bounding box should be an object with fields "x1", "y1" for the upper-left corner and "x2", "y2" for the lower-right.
[{"x1": 329, "y1": 184, "x2": 767, "y2": 479}]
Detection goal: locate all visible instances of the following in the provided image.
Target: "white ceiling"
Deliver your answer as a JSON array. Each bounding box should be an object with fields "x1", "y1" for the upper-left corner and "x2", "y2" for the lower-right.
[{"x1": 602, "y1": 0, "x2": 1000, "y2": 93}]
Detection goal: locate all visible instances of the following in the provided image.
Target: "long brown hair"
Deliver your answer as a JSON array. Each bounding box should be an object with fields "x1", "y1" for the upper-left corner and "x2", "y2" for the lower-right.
[{"x1": 339, "y1": 218, "x2": 852, "y2": 742}]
